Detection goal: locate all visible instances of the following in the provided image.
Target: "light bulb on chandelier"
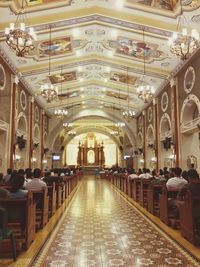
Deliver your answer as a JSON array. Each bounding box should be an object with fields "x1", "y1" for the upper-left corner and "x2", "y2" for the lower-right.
[
  {"x1": 63, "y1": 122, "x2": 73, "y2": 128},
  {"x1": 54, "y1": 109, "x2": 68, "y2": 120},
  {"x1": 5, "y1": 0, "x2": 37, "y2": 57}
]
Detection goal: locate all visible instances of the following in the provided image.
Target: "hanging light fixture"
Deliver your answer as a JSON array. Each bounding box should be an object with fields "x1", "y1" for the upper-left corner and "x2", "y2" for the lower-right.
[
  {"x1": 168, "y1": 2, "x2": 199, "y2": 60},
  {"x1": 63, "y1": 122, "x2": 73, "y2": 128},
  {"x1": 110, "y1": 130, "x2": 119, "y2": 135},
  {"x1": 122, "y1": 68, "x2": 135, "y2": 120},
  {"x1": 5, "y1": 0, "x2": 37, "y2": 57},
  {"x1": 115, "y1": 122, "x2": 125, "y2": 128},
  {"x1": 54, "y1": 109, "x2": 68, "y2": 120},
  {"x1": 40, "y1": 25, "x2": 58, "y2": 103},
  {"x1": 68, "y1": 130, "x2": 76, "y2": 137},
  {"x1": 137, "y1": 28, "x2": 155, "y2": 103},
  {"x1": 54, "y1": 66, "x2": 68, "y2": 120}
]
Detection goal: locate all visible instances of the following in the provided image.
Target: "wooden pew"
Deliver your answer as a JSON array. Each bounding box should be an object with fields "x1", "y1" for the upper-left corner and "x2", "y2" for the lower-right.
[
  {"x1": 32, "y1": 187, "x2": 49, "y2": 229},
  {"x1": 47, "y1": 182, "x2": 57, "y2": 217},
  {"x1": 179, "y1": 188, "x2": 200, "y2": 245},
  {"x1": 147, "y1": 182, "x2": 164, "y2": 216},
  {"x1": 139, "y1": 179, "x2": 151, "y2": 208},
  {"x1": 133, "y1": 178, "x2": 141, "y2": 202},
  {"x1": 0, "y1": 191, "x2": 36, "y2": 250},
  {"x1": 159, "y1": 187, "x2": 179, "y2": 227},
  {"x1": 129, "y1": 179, "x2": 135, "y2": 199}
]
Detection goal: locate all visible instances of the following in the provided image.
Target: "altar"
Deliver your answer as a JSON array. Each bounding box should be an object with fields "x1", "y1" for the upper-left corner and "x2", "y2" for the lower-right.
[{"x1": 77, "y1": 133, "x2": 105, "y2": 167}]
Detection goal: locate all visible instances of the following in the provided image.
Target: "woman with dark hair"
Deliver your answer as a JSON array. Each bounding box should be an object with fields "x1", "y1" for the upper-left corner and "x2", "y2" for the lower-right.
[{"x1": 9, "y1": 174, "x2": 28, "y2": 198}]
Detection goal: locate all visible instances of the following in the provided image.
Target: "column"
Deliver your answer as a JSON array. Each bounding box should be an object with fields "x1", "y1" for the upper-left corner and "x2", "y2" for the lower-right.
[
  {"x1": 153, "y1": 98, "x2": 159, "y2": 172},
  {"x1": 9, "y1": 75, "x2": 18, "y2": 169},
  {"x1": 40, "y1": 110, "x2": 44, "y2": 169},
  {"x1": 28, "y1": 97, "x2": 34, "y2": 168},
  {"x1": 143, "y1": 111, "x2": 146, "y2": 168},
  {"x1": 171, "y1": 78, "x2": 180, "y2": 167}
]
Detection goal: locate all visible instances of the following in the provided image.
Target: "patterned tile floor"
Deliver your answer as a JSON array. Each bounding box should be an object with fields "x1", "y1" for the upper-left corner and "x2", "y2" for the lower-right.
[{"x1": 32, "y1": 177, "x2": 200, "y2": 267}]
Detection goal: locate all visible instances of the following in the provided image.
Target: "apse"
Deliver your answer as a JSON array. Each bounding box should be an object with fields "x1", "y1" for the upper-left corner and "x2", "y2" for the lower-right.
[{"x1": 65, "y1": 132, "x2": 118, "y2": 167}]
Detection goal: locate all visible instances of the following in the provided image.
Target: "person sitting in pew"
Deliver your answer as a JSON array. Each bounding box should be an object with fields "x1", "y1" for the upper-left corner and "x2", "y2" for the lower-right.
[
  {"x1": 25, "y1": 168, "x2": 47, "y2": 191},
  {"x1": 3, "y1": 168, "x2": 12, "y2": 184},
  {"x1": 128, "y1": 169, "x2": 138, "y2": 179},
  {"x1": 0, "y1": 173, "x2": 9, "y2": 197},
  {"x1": 9, "y1": 174, "x2": 28, "y2": 198},
  {"x1": 166, "y1": 167, "x2": 188, "y2": 190},
  {"x1": 139, "y1": 168, "x2": 152, "y2": 179},
  {"x1": 177, "y1": 169, "x2": 200, "y2": 200}
]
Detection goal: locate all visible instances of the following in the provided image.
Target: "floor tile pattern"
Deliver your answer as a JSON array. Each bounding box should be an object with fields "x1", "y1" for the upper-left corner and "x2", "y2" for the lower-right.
[{"x1": 33, "y1": 177, "x2": 200, "y2": 267}]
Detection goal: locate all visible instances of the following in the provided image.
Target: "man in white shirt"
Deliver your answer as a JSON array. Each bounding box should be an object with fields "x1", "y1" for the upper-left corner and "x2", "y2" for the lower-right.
[
  {"x1": 166, "y1": 167, "x2": 188, "y2": 190},
  {"x1": 129, "y1": 170, "x2": 138, "y2": 179},
  {"x1": 139, "y1": 168, "x2": 152, "y2": 179},
  {"x1": 25, "y1": 168, "x2": 47, "y2": 191}
]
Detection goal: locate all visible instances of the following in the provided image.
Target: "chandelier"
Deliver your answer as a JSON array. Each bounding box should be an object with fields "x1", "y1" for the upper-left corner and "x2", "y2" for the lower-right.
[
  {"x1": 137, "y1": 84, "x2": 154, "y2": 103},
  {"x1": 137, "y1": 28, "x2": 155, "y2": 103},
  {"x1": 5, "y1": 0, "x2": 37, "y2": 57},
  {"x1": 122, "y1": 110, "x2": 135, "y2": 118},
  {"x1": 168, "y1": 4, "x2": 199, "y2": 60},
  {"x1": 115, "y1": 122, "x2": 125, "y2": 128},
  {"x1": 122, "y1": 69, "x2": 135, "y2": 119},
  {"x1": 110, "y1": 130, "x2": 119, "y2": 135},
  {"x1": 54, "y1": 109, "x2": 68, "y2": 120},
  {"x1": 40, "y1": 25, "x2": 58, "y2": 103},
  {"x1": 63, "y1": 122, "x2": 73, "y2": 128},
  {"x1": 68, "y1": 130, "x2": 76, "y2": 136}
]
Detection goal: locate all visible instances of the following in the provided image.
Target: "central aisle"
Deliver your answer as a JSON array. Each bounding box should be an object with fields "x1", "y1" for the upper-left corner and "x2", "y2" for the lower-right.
[{"x1": 33, "y1": 177, "x2": 200, "y2": 267}]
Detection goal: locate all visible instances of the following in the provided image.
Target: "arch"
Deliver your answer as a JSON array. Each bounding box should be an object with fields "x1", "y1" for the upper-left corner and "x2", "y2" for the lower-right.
[
  {"x1": 33, "y1": 124, "x2": 40, "y2": 143},
  {"x1": 159, "y1": 113, "x2": 172, "y2": 141},
  {"x1": 137, "y1": 132, "x2": 143, "y2": 148},
  {"x1": 49, "y1": 108, "x2": 137, "y2": 150},
  {"x1": 180, "y1": 94, "x2": 200, "y2": 129},
  {"x1": 16, "y1": 112, "x2": 28, "y2": 138},
  {"x1": 146, "y1": 124, "x2": 155, "y2": 145},
  {"x1": 43, "y1": 131, "x2": 48, "y2": 148}
]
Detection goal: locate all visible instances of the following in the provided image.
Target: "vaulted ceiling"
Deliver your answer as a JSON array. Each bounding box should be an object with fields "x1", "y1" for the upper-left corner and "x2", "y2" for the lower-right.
[{"x1": 0, "y1": 0, "x2": 200, "y2": 141}]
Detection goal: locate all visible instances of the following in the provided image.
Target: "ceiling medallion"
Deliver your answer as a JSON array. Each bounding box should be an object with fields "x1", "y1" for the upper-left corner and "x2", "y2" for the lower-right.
[
  {"x1": 161, "y1": 92, "x2": 169, "y2": 112},
  {"x1": 137, "y1": 28, "x2": 155, "y2": 103},
  {"x1": 5, "y1": 0, "x2": 37, "y2": 57},
  {"x1": 184, "y1": 66, "x2": 195, "y2": 94},
  {"x1": 168, "y1": 3, "x2": 199, "y2": 60}
]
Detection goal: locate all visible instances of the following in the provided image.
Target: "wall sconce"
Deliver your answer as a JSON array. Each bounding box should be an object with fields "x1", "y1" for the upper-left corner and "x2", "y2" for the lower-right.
[
  {"x1": 42, "y1": 159, "x2": 47, "y2": 164},
  {"x1": 31, "y1": 157, "x2": 37, "y2": 163},
  {"x1": 15, "y1": 154, "x2": 21, "y2": 161},
  {"x1": 169, "y1": 154, "x2": 176, "y2": 160},
  {"x1": 140, "y1": 159, "x2": 144, "y2": 163},
  {"x1": 151, "y1": 156, "x2": 157, "y2": 162}
]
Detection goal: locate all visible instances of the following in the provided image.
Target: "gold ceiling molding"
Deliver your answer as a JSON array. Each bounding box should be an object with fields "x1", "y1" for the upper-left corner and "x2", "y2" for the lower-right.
[{"x1": 0, "y1": 6, "x2": 178, "y2": 33}]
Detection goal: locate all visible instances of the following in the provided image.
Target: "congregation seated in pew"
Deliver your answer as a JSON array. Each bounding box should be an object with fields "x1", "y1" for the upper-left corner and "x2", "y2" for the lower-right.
[{"x1": 25, "y1": 168, "x2": 47, "y2": 191}]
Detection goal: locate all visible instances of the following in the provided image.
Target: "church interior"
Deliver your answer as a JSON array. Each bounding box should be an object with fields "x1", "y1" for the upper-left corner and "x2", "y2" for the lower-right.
[{"x1": 0, "y1": 0, "x2": 200, "y2": 266}]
